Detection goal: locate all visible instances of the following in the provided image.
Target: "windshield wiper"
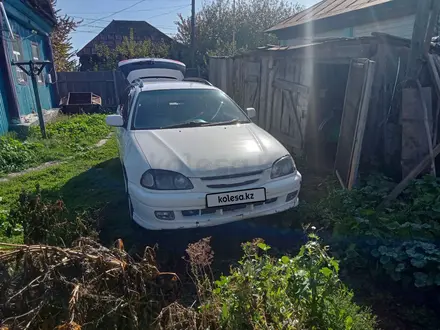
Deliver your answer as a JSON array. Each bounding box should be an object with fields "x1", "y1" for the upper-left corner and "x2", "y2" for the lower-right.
[
  {"x1": 202, "y1": 119, "x2": 248, "y2": 127},
  {"x1": 161, "y1": 121, "x2": 207, "y2": 129}
]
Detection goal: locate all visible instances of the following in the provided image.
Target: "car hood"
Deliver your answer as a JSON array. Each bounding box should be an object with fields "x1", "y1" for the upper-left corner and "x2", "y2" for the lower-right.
[{"x1": 133, "y1": 123, "x2": 289, "y2": 178}]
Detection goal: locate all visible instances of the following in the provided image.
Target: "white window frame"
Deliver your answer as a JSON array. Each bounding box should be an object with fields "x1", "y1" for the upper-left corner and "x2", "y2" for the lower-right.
[
  {"x1": 12, "y1": 37, "x2": 27, "y2": 84},
  {"x1": 31, "y1": 42, "x2": 44, "y2": 84}
]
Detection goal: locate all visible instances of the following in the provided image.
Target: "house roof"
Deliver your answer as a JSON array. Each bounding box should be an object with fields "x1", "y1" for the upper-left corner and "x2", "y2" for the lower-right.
[
  {"x1": 26, "y1": 0, "x2": 56, "y2": 24},
  {"x1": 77, "y1": 20, "x2": 174, "y2": 57},
  {"x1": 267, "y1": 0, "x2": 393, "y2": 32}
]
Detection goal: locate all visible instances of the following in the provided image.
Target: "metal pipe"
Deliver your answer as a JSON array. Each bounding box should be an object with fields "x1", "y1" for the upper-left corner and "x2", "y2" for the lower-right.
[
  {"x1": 0, "y1": 2, "x2": 14, "y2": 40},
  {"x1": 0, "y1": 3, "x2": 20, "y2": 121}
]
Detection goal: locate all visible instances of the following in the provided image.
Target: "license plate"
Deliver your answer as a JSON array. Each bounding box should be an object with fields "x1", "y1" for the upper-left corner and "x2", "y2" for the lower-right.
[{"x1": 206, "y1": 188, "x2": 266, "y2": 208}]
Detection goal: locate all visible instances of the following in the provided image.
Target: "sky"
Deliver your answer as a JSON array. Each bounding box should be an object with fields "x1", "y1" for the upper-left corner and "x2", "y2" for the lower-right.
[{"x1": 57, "y1": 0, "x2": 321, "y2": 54}]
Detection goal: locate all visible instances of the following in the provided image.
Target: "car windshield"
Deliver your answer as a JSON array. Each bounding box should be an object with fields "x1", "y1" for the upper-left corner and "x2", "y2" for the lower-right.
[{"x1": 132, "y1": 89, "x2": 250, "y2": 130}]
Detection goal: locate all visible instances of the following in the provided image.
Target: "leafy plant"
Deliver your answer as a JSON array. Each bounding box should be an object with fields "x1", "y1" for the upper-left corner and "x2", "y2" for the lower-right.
[
  {"x1": 319, "y1": 174, "x2": 440, "y2": 289},
  {"x1": 198, "y1": 235, "x2": 377, "y2": 330},
  {"x1": 0, "y1": 136, "x2": 41, "y2": 174}
]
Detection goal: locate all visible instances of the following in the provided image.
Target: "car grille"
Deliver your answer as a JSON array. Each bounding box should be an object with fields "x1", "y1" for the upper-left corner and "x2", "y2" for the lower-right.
[
  {"x1": 181, "y1": 198, "x2": 278, "y2": 217},
  {"x1": 200, "y1": 170, "x2": 264, "y2": 189}
]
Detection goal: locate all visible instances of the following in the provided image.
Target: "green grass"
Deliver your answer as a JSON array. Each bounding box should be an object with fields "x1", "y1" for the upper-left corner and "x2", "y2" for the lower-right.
[
  {"x1": 0, "y1": 137, "x2": 127, "y2": 243},
  {"x1": 0, "y1": 114, "x2": 112, "y2": 176}
]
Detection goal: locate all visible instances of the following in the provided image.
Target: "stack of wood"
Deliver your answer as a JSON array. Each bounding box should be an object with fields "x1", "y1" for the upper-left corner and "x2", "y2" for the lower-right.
[{"x1": 382, "y1": 53, "x2": 440, "y2": 206}]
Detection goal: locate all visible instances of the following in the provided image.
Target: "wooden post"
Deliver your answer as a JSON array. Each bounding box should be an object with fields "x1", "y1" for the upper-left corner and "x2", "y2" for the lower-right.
[
  {"x1": 424, "y1": 0, "x2": 440, "y2": 54},
  {"x1": 190, "y1": 0, "x2": 196, "y2": 68},
  {"x1": 406, "y1": 0, "x2": 431, "y2": 80},
  {"x1": 112, "y1": 70, "x2": 120, "y2": 106}
]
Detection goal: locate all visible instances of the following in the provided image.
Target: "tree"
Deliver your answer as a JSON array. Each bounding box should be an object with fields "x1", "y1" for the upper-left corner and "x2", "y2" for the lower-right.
[
  {"x1": 94, "y1": 29, "x2": 170, "y2": 71},
  {"x1": 175, "y1": 0, "x2": 302, "y2": 62},
  {"x1": 50, "y1": 0, "x2": 81, "y2": 72}
]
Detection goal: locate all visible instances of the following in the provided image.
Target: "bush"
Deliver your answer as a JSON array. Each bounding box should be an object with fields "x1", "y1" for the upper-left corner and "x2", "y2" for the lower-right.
[
  {"x1": 158, "y1": 236, "x2": 377, "y2": 329},
  {"x1": 319, "y1": 174, "x2": 440, "y2": 289},
  {"x1": 212, "y1": 235, "x2": 376, "y2": 330},
  {"x1": 7, "y1": 185, "x2": 97, "y2": 246}
]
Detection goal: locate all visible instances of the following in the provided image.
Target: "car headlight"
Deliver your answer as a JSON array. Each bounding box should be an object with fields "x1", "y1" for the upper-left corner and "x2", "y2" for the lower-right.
[
  {"x1": 140, "y1": 170, "x2": 193, "y2": 190},
  {"x1": 271, "y1": 156, "x2": 296, "y2": 179}
]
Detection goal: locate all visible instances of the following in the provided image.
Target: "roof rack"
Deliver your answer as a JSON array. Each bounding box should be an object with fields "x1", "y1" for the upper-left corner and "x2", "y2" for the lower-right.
[{"x1": 182, "y1": 77, "x2": 213, "y2": 86}]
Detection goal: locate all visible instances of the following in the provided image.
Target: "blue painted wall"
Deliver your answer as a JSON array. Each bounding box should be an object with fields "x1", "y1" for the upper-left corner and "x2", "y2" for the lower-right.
[
  {"x1": 5, "y1": 19, "x2": 53, "y2": 116},
  {"x1": 0, "y1": 65, "x2": 9, "y2": 135},
  {"x1": 0, "y1": 0, "x2": 55, "y2": 132}
]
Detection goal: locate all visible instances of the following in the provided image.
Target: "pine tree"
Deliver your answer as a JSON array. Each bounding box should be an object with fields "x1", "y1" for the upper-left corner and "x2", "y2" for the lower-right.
[{"x1": 50, "y1": 0, "x2": 81, "y2": 72}]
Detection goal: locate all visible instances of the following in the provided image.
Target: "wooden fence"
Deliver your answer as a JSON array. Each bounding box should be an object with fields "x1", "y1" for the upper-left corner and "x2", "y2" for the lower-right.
[
  {"x1": 57, "y1": 71, "x2": 127, "y2": 108},
  {"x1": 209, "y1": 55, "x2": 312, "y2": 154}
]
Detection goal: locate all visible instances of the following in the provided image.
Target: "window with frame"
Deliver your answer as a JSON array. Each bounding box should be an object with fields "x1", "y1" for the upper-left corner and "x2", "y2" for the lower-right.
[
  {"x1": 31, "y1": 43, "x2": 44, "y2": 84},
  {"x1": 11, "y1": 37, "x2": 27, "y2": 83}
]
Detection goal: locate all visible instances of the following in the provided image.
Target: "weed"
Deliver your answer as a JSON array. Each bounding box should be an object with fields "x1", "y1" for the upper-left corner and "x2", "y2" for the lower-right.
[
  {"x1": 7, "y1": 186, "x2": 98, "y2": 247},
  {"x1": 171, "y1": 235, "x2": 377, "y2": 330}
]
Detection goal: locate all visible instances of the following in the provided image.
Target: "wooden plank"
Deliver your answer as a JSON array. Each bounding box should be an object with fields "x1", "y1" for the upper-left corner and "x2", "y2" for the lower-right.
[
  {"x1": 273, "y1": 78, "x2": 308, "y2": 94},
  {"x1": 423, "y1": 0, "x2": 440, "y2": 54},
  {"x1": 380, "y1": 142, "x2": 440, "y2": 206},
  {"x1": 427, "y1": 54, "x2": 440, "y2": 96},
  {"x1": 280, "y1": 90, "x2": 291, "y2": 134},
  {"x1": 258, "y1": 56, "x2": 269, "y2": 128},
  {"x1": 335, "y1": 59, "x2": 375, "y2": 190},
  {"x1": 406, "y1": 0, "x2": 431, "y2": 80},
  {"x1": 347, "y1": 60, "x2": 376, "y2": 189},
  {"x1": 264, "y1": 56, "x2": 276, "y2": 132},
  {"x1": 401, "y1": 87, "x2": 433, "y2": 177},
  {"x1": 416, "y1": 80, "x2": 436, "y2": 175}
]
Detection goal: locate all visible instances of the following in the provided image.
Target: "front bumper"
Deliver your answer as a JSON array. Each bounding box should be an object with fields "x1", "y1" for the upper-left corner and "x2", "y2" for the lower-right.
[{"x1": 129, "y1": 172, "x2": 302, "y2": 230}]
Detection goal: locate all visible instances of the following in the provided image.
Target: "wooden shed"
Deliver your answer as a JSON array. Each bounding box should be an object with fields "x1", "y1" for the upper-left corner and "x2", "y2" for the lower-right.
[{"x1": 209, "y1": 34, "x2": 440, "y2": 187}]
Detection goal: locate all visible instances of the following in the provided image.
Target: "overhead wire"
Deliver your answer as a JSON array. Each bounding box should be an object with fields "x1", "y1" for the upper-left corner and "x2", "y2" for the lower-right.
[{"x1": 81, "y1": 0, "x2": 148, "y2": 27}]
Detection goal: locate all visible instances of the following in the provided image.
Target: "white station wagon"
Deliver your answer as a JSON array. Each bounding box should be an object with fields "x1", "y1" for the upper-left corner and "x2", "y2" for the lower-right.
[{"x1": 106, "y1": 58, "x2": 302, "y2": 230}]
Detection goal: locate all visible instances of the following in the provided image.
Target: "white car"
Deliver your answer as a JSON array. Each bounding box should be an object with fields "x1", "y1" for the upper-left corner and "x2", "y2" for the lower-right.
[{"x1": 106, "y1": 61, "x2": 301, "y2": 230}]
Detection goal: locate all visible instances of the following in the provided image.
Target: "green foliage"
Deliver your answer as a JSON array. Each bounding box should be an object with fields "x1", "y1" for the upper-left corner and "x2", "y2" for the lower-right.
[
  {"x1": 0, "y1": 114, "x2": 111, "y2": 176},
  {"x1": 175, "y1": 0, "x2": 302, "y2": 68},
  {"x1": 94, "y1": 29, "x2": 169, "y2": 71},
  {"x1": 50, "y1": 0, "x2": 81, "y2": 72},
  {"x1": 29, "y1": 114, "x2": 111, "y2": 153},
  {"x1": 0, "y1": 138, "x2": 119, "y2": 244},
  {"x1": 320, "y1": 174, "x2": 440, "y2": 289},
  {"x1": 206, "y1": 236, "x2": 376, "y2": 330},
  {"x1": 8, "y1": 185, "x2": 97, "y2": 246},
  {"x1": 0, "y1": 135, "x2": 42, "y2": 174}
]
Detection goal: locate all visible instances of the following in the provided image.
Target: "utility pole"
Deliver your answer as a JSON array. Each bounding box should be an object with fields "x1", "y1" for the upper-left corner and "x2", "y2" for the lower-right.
[
  {"x1": 191, "y1": 0, "x2": 196, "y2": 68},
  {"x1": 232, "y1": 0, "x2": 236, "y2": 54}
]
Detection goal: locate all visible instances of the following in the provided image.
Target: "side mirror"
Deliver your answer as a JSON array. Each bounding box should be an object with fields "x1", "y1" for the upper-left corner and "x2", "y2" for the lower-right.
[
  {"x1": 106, "y1": 114, "x2": 124, "y2": 127},
  {"x1": 246, "y1": 107, "x2": 256, "y2": 119}
]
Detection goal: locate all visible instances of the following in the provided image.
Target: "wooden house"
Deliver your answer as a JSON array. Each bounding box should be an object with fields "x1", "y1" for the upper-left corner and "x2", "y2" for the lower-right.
[
  {"x1": 77, "y1": 20, "x2": 186, "y2": 71},
  {"x1": 0, "y1": 0, "x2": 57, "y2": 135}
]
